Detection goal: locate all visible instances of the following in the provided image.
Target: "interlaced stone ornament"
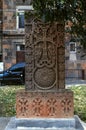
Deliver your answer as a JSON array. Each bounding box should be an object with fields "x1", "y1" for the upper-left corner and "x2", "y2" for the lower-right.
[
  {"x1": 16, "y1": 19, "x2": 74, "y2": 118},
  {"x1": 25, "y1": 19, "x2": 65, "y2": 90}
]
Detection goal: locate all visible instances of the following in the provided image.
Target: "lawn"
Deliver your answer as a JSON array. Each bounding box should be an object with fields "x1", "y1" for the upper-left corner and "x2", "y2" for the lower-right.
[
  {"x1": 0, "y1": 85, "x2": 86, "y2": 122},
  {"x1": 71, "y1": 85, "x2": 86, "y2": 122},
  {"x1": 0, "y1": 85, "x2": 24, "y2": 116}
]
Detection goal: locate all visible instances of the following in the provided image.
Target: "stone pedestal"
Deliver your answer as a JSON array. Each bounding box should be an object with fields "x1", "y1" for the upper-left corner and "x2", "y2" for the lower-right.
[
  {"x1": 5, "y1": 116, "x2": 85, "y2": 130},
  {"x1": 16, "y1": 89, "x2": 74, "y2": 118}
]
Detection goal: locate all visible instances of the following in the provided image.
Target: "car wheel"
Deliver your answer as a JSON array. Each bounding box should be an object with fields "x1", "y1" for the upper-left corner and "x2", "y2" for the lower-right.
[
  {"x1": 20, "y1": 74, "x2": 25, "y2": 85},
  {"x1": 20, "y1": 79, "x2": 24, "y2": 85},
  {"x1": 0, "y1": 81, "x2": 5, "y2": 86},
  {"x1": 0, "y1": 81, "x2": 2, "y2": 86}
]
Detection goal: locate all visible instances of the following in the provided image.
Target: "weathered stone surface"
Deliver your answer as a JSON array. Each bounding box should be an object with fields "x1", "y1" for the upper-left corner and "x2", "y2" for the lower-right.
[
  {"x1": 5, "y1": 116, "x2": 85, "y2": 130},
  {"x1": 25, "y1": 20, "x2": 65, "y2": 90},
  {"x1": 16, "y1": 89, "x2": 74, "y2": 118},
  {"x1": 2, "y1": 0, "x2": 31, "y2": 69}
]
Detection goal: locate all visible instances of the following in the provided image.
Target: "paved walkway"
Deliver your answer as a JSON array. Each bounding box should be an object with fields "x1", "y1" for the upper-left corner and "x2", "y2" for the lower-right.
[
  {"x1": 0, "y1": 80, "x2": 86, "y2": 88},
  {"x1": 0, "y1": 117, "x2": 86, "y2": 130},
  {"x1": 0, "y1": 117, "x2": 11, "y2": 130},
  {"x1": 65, "y1": 79, "x2": 86, "y2": 87}
]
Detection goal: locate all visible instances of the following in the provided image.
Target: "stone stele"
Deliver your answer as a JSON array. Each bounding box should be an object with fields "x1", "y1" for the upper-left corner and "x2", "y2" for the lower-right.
[{"x1": 16, "y1": 19, "x2": 74, "y2": 118}]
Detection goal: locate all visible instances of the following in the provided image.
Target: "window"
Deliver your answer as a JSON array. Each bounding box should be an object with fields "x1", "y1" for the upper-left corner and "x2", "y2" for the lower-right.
[
  {"x1": 16, "y1": 10, "x2": 24, "y2": 29},
  {"x1": 16, "y1": 44, "x2": 25, "y2": 51},
  {"x1": 70, "y1": 42, "x2": 76, "y2": 52},
  {"x1": 16, "y1": 6, "x2": 33, "y2": 29},
  {"x1": 69, "y1": 42, "x2": 76, "y2": 61},
  {"x1": 18, "y1": 12, "x2": 24, "y2": 28}
]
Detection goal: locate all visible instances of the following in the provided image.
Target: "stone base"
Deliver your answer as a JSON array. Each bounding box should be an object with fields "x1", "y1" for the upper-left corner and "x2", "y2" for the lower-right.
[
  {"x1": 16, "y1": 89, "x2": 74, "y2": 118},
  {"x1": 5, "y1": 116, "x2": 85, "y2": 130}
]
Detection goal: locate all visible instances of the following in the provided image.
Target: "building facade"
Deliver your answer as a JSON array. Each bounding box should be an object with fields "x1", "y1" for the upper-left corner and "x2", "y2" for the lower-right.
[
  {"x1": 1, "y1": 0, "x2": 31, "y2": 69},
  {"x1": 0, "y1": 0, "x2": 86, "y2": 79},
  {"x1": 0, "y1": 0, "x2": 3, "y2": 62},
  {"x1": 65, "y1": 33, "x2": 86, "y2": 80}
]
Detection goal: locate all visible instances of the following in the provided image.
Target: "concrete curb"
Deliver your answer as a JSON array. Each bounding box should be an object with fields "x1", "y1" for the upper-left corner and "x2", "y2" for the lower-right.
[
  {"x1": 4, "y1": 116, "x2": 86, "y2": 130},
  {"x1": 0, "y1": 117, "x2": 11, "y2": 130}
]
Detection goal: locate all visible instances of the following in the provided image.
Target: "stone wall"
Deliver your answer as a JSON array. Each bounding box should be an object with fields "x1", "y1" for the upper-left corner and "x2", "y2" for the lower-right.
[
  {"x1": 0, "y1": 0, "x2": 3, "y2": 60},
  {"x1": 3, "y1": 0, "x2": 32, "y2": 31},
  {"x1": 2, "y1": 0, "x2": 31, "y2": 69},
  {"x1": 3, "y1": 0, "x2": 16, "y2": 31}
]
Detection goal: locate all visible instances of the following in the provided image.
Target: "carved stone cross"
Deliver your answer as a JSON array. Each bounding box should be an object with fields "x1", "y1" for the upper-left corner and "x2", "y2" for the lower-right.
[
  {"x1": 16, "y1": 19, "x2": 74, "y2": 118},
  {"x1": 25, "y1": 20, "x2": 65, "y2": 90}
]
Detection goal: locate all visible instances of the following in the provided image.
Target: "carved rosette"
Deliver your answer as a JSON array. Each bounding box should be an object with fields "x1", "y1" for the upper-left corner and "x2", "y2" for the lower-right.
[
  {"x1": 25, "y1": 20, "x2": 65, "y2": 90},
  {"x1": 16, "y1": 90, "x2": 74, "y2": 118}
]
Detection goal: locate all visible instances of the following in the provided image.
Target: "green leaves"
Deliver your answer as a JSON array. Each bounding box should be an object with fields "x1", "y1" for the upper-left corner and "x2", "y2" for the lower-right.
[
  {"x1": 0, "y1": 85, "x2": 24, "y2": 116},
  {"x1": 31, "y1": 0, "x2": 86, "y2": 48},
  {"x1": 71, "y1": 86, "x2": 86, "y2": 122},
  {"x1": 32, "y1": 0, "x2": 67, "y2": 22},
  {"x1": 32, "y1": 0, "x2": 75, "y2": 22}
]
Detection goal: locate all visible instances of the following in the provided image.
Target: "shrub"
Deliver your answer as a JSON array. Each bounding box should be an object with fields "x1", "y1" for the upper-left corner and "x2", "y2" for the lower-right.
[
  {"x1": 0, "y1": 86, "x2": 24, "y2": 116},
  {"x1": 71, "y1": 86, "x2": 86, "y2": 122}
]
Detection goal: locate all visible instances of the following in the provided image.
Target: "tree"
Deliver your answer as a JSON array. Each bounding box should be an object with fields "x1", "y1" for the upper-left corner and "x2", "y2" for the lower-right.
[{"x1": 31, "y1": 0, "x2": 86, "y2": 49}]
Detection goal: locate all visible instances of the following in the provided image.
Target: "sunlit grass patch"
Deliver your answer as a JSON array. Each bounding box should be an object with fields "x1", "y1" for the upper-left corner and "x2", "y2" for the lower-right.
[
  {"x1": 0, "y1": 85, "x2": 24, "y2": 116},
  {"x1": 71, "y1": 85, "x2": 86, "y2": 122}
]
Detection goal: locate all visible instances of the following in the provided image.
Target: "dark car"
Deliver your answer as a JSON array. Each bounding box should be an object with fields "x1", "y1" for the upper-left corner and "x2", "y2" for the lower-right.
[{"x1": 0, "y1": 62, "x2": 25, "y2": 85}]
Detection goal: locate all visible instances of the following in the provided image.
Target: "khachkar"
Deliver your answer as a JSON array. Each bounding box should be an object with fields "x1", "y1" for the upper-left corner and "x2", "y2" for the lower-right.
[{"x1": 16, "y1": 19, "x2": 74, "y2": 118}]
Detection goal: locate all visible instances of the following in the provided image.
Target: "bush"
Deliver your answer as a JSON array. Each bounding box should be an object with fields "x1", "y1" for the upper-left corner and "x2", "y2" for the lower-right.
[
  {"x1": 0, "y1": 85, "x2": 24, "y2": 116},
  {"x1": 71, "y1": 86, "x2": 86, "y2": 122}
]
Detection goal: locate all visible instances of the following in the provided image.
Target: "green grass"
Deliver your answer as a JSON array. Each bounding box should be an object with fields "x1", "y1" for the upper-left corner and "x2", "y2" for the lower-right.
[
  {"x1": 71, "y1": 85, "x2": 86, "y2": 122},
  {"x1": 0, "y1": 85, "x2": 86, "y2": 122},
  {"x1": 0, "y1": 85, "x2": 24, "y2": 117}
]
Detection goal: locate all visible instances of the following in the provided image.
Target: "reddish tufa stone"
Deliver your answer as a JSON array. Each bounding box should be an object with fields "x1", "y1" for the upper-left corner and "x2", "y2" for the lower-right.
[{"x1": 16, "y1": 90, "x2": 74, "y2": 118}]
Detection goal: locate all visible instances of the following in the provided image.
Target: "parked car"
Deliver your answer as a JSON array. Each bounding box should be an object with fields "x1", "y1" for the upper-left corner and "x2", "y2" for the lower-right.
[{"x1": 0, "y1": 62, "x2": 25, "y2": 85}]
